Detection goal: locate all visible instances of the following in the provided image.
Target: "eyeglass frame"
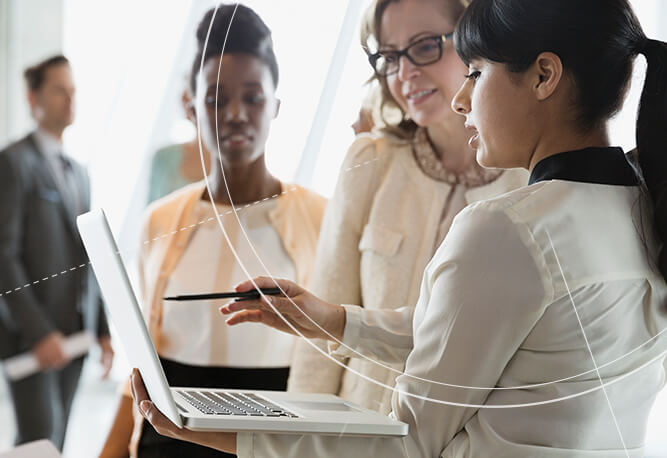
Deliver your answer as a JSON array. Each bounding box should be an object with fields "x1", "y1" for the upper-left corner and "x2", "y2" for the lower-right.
[{"x1": 367, "y1": 33, "x2": 455, "y2": 77}]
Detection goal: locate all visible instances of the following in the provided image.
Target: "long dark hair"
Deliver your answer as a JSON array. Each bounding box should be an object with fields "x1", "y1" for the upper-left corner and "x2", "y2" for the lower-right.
[
  {"x1": 190, "y1": 3, "x2": 279, "y2": 95},
  {"x1": 455, "y1": 0, "x2": 667, "y2": 281}
]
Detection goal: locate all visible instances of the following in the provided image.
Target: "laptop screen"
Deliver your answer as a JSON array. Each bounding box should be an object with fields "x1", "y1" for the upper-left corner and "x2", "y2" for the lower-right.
[{"x1": 77, "y1": 209, "x2": 183, "y2": 428}]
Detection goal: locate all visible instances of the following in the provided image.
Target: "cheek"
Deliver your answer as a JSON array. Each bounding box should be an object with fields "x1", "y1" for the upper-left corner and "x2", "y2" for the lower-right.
[
  {"x1": 435, "y1": 53, "x2": 468, "y2": 102},
  {"x1": 474, "y1": 90, "x2": 534, "y2": 168},
  {"x1": 386, "y1": 76, "x2": 407, "y2": 111},
  {"x1": 199, "y1": 109, "x2": 219, "y2": 150}
]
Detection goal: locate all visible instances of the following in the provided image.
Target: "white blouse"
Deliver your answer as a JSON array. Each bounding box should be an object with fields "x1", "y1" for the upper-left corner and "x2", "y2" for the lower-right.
[
  {"x1": 237, "y1": 170, "x2": 667, "y2": 456},
  {"x1": 160, "y1": 199, "x2": 297, "y2": 367}
]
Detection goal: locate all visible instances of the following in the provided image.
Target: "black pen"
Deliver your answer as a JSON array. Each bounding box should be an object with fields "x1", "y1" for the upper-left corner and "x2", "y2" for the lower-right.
[{"x1": 163, "y1": 287, "x2": 283, "y2": 302}]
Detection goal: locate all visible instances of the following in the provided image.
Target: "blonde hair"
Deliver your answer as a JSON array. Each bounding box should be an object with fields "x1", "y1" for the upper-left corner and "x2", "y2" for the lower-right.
[{"x1": 360, "y1": 0, "x2": 469, "y2": 140}]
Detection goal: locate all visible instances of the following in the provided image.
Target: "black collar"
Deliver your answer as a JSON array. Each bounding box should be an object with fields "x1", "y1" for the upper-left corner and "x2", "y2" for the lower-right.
[{"x1": 528, "y1": 147, "x2": 639, "y2": 186}]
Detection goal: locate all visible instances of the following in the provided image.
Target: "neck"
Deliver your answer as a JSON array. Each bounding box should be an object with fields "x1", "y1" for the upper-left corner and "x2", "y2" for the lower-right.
[
  {"x1": 207, "y1": 155, "x2": 281, "y2": 206},
  {"x1": 527, "y1": 126, "x2": 610, "y2": 172},
  {"x1": 38, "y1": 122, "x2": 64, "y2": 141},
  {"x1": 426, "y1": 121, "x2": 475, "y2": 174}
]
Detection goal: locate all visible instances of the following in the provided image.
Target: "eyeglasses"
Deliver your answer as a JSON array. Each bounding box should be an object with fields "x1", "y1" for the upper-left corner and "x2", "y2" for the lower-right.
[{"x1": 368, "y1": 33, "x2": 454, "y2": 77}]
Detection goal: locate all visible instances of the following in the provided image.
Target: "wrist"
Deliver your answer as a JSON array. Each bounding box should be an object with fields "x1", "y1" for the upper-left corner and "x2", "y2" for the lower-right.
[{"x1": 331, "y1": 304, "x2": 346, "y2": 342}]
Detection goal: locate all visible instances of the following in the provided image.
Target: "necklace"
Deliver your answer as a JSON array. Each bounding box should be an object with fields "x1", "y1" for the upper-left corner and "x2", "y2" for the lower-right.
[{"x1": 411, "y1": 127, "x2": 502, "y2": 187}]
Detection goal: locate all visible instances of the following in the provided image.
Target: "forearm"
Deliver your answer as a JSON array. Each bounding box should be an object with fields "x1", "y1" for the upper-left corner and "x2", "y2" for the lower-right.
[
  {"x1": 99, "y1": 394, "x2": 134, "y2": 458},
  {"x1": 329, "y1": 305, "x2": 414, "y2": 364}
]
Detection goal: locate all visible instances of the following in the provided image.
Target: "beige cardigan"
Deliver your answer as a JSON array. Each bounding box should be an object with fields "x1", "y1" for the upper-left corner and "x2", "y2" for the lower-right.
[
  {"x1": 127, "y1": 181, "x2": 326, "y2": 456},
  {"x1": 287, "y1": 133, "x2": 529, "y2": 414}
]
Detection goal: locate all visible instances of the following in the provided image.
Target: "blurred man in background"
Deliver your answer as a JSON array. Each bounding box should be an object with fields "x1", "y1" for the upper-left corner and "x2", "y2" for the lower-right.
[{"x1": 0, "y1": 55, "x2": 113, "y2": 450}]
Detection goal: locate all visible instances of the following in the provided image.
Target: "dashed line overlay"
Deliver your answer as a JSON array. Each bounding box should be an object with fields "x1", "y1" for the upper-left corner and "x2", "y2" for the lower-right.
[{"x1": 0, "y1": 187, "x2": 299, "y2": 299}]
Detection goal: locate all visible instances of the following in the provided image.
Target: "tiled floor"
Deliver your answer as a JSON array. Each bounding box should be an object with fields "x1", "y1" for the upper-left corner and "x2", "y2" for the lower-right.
[{"x1": 1, "y1": 361, "x2": 667, "y2": 457}]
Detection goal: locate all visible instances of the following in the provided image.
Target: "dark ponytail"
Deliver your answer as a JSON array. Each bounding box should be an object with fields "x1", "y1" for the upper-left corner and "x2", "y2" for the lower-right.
[
  {"x1": 636, "y1": 38, "x2": 667, "y2": 279},
  {"x1": 455, "y1": 0, "x2": 667, "y2": 283}
]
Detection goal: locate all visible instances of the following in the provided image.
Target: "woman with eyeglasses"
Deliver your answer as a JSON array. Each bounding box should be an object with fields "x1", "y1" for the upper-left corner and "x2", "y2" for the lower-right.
[
  {"x1": 286, "y1": 0, "x2": 526, "y2": 416},
  {"x1": 131, "y1": 0, "x2": 667, "y2": 456}
]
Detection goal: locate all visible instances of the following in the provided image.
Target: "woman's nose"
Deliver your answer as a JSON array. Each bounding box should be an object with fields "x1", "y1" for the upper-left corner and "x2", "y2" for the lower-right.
[
  {"x1": 223, "y1": 100, "x2": 248, "y2": 122},
  {"x1": 451, "y1": 81, "x2": 471, "y2": 116},
  {"x1": 397, "y1": 56, "x2": 419, "y2": 82}
]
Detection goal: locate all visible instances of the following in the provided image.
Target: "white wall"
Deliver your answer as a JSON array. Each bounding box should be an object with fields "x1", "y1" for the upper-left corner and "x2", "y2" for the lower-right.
[{"x1": 0, "y1": 0, "x2": 64, "y2": 148}]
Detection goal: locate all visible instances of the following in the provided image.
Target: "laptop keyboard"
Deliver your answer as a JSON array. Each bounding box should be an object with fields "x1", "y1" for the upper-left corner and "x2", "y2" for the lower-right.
[{"x1": 177, "y1": 390, "x2": 299, "y2": 418}]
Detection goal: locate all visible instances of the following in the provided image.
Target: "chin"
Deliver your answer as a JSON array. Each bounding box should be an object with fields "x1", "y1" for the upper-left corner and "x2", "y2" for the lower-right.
[{"x1": 475, "y1": 149, "x2": 497, "y2": 169}]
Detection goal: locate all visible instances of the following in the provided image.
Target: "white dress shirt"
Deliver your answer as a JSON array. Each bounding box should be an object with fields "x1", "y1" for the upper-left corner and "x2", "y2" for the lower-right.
[
  {"x1": 237, "y1": 148, "x2": 667, "y2": 457},
  {"x1": 160, "y1": 199, "x2": 297, "y2": 367},
  {"x1": 32, "y1": 128, "x2": 80, "y2": 214}
]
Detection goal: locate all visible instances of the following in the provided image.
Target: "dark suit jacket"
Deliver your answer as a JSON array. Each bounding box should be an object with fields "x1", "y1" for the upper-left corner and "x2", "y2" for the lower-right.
[{"x1": 0, "y1": 132, "x2": 109, "y2": 359}]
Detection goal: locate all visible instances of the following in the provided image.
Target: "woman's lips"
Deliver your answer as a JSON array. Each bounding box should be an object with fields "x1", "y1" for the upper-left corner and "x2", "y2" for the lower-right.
[
  {"x1": 406, "y1": 88, "x2": 437, "y2": 106},
  {"x1": 221, "y1": 133, "x2": 251, "y2": 147},
  {"x1": 468, "y1": 132, "x2": 479, "y2": 149}
]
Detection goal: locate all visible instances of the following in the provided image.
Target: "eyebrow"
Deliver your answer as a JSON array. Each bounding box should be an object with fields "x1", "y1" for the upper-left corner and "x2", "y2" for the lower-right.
[
  {"x1": 206, "y1": 81, "x2": 264, "y2": 90},
  {"x1": 380, "y1": 31, "x2": 440, "y2": 50}
]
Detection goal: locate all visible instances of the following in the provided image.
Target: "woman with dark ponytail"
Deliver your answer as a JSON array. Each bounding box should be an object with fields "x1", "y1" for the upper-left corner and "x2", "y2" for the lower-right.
[
  {"x1": 635, "y1": 38, "x2": 667, "y2": 279},
  {"x1": 131, "y1": 1, "x2": 667, "y2": 456}
]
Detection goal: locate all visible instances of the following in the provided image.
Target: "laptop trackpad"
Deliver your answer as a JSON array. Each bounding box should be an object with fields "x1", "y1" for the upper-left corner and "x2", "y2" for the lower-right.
[{"x1": 286, "y1": 401, "x2": 360, "y2": 412}]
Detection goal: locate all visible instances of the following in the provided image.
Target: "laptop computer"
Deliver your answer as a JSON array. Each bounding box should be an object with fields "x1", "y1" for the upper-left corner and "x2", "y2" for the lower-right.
[{"x1": 77, "y1": 209, "x2": 408, "y2": 436}]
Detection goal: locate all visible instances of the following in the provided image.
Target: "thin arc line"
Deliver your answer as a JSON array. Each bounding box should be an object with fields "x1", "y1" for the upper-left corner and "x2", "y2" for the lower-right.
[
  {"x1": 128, "y1": 2, "x2": 667, "y2": 396},
  {"x1": 546, "y1": 230, "x2": 629, "y2": 456},
  {"x1": 0, "y1": 6, "x2": 662, "y2": 404}
]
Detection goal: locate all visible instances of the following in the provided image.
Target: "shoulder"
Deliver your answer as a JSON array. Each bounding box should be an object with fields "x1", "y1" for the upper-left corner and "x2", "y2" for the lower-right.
[
  {"x1": 446, "y1": 183, "x2": 551, "y2": 255},
  {"x1": 150, "y1": 144, "x2": 183, "y2": 171},
  {"x1": 280, "y1": 183, "x2": 327, "y2": 225},
  {"x1": 429, "y1": 185, "x2": 551, "y2": 284},
  {"x1": 284, "y1": 183, "x2": 326, "y2": 207},
  {"x1": 152, "y1": 143, "x2": 183, "y2": 160},
  {"x1": 142, "y1": 182, "x2": 203, "y2": 238},
  {"x1": 0, "y1": 134, "x2": 36, "y2": 162},
  {"x1": 336, "y1": 132, "x2": 413, "y2": 198},
  {"x1": 341, "y1": 132, "x2": 410, "y2": 172}
]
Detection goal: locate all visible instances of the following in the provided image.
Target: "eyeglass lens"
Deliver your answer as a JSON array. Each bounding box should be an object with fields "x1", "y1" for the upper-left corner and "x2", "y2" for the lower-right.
[{"x1": 373, "y1": 36, "x2": 443, "y2": 76}]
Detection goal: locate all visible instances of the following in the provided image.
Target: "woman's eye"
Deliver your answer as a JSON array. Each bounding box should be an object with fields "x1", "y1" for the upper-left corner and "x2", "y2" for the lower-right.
[
  {"x1": 464, "y1": 71, "x2": 481, "y2": 81},
  {"x1": 415, "y1": 42, "x2": 437, "y2": 54},
  {"x1": 383, "y1": 53, "x2": 398, "y2": 64},
  {"x1": 205, "y1": 95, "x2": 227, "y2": 107},
  {"x1": 245, "y1": 93, "x2": 265, "y2": 104}
]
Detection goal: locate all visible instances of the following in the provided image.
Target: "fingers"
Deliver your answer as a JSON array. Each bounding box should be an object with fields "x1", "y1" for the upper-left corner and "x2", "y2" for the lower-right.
[
  {"x1": 131, "y1": 369, "x2": 180, "y2": 438},
  {"x1": 130, "y1": 368, "x2": 149, "y2": 403},
  {"x1": 221, "y1": 294, "x2": 299, "y2": 318},
  {"x1": 235, "y1": 277, "x2": 303, "y2": 297},
  {"x1": 235, "y1": 276, "x2": 278, "y2": 293},
  {"x1": 139, "y1": 400, "x2": 180, "y2": 439},
  {"x1": 225, "y1": 309, "x2": 264, "y2": 326},
  {"x1": 225, "y1": 310, "x2": 297, "y2": 337}
]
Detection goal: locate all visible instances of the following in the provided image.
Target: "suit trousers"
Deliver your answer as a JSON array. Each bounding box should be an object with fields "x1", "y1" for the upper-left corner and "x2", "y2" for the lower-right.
[{"x1": 6, "y1": 356, "x2": 84, "y2": 450}]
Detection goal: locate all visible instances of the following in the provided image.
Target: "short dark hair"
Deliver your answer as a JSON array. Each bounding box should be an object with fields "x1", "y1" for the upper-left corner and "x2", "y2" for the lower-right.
[
  {"x1": 190, "y1": 4, "x2": 279, "y2": 95},
  {"x1": 24, "y1": 55, "x2": 70, "y2": 91}
]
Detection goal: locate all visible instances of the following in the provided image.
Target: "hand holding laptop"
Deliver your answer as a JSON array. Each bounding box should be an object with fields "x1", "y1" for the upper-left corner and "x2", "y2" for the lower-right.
[
  {"x1": 219, "y1": 277, "x2": 346, "y2": 342},
  {"x1": 130, "y1": 368, "x2": 238, "y2": 455}
]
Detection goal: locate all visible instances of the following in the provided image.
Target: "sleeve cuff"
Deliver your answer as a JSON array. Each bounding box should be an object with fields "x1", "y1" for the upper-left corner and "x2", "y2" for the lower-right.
[
  {"x1": 236, "y1": 432, "x2": 254, "y2": 457},
  {"x1": 328, "y1": 304, "x2": 362, "y2": 358}
]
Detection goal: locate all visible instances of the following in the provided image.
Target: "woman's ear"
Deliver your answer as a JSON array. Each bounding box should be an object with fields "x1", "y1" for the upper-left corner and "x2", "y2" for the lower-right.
[
  {"x1": 274, "y1": 98, "x2": 281, "y2": 119},
  {"x1": 532, "y1": 52, "x2": 563, "y2": 101}
]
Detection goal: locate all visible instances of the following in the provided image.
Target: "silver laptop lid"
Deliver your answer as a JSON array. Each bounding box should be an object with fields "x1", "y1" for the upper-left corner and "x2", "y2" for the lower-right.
[{"x1": 77, "y1": 209, "x2": 183, "y2": 428}]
